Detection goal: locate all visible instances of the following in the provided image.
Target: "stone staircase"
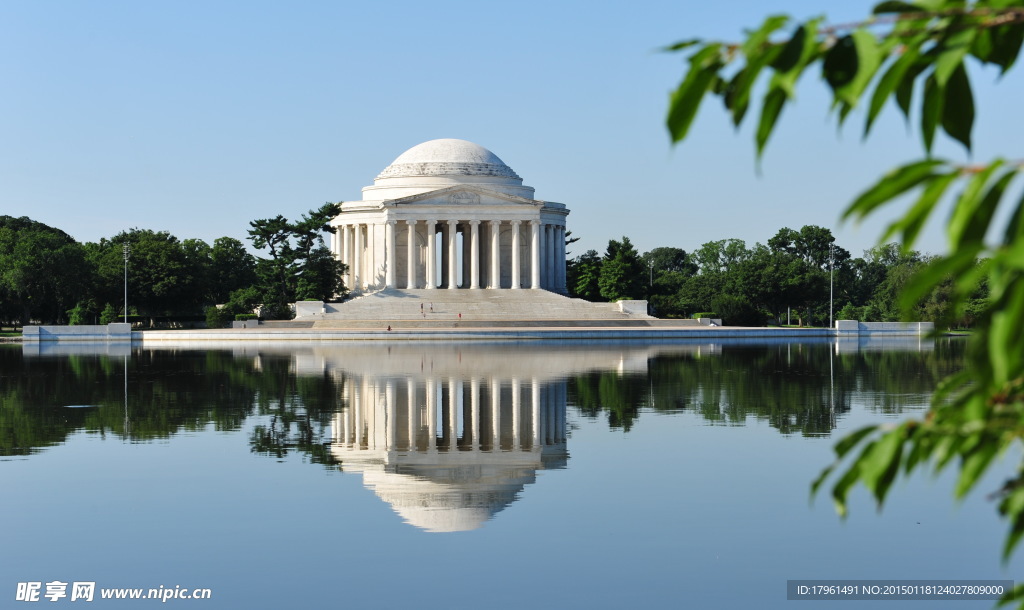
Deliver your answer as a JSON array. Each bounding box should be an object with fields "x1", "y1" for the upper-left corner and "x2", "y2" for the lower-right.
[{"x1": 268, "y1": 289, "x2": 699, "y2": 330}]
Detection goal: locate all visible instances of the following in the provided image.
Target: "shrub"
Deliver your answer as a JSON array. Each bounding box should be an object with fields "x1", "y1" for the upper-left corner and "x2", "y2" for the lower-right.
[
  {"x1": 711, "y1": 295, "x2": 767, "y2": 327},
  {"x1": 99, "y1": 303, "x2": 119, "y2": 325}
]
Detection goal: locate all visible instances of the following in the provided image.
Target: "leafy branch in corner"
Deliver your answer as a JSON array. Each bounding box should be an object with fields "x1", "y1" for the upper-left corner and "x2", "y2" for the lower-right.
[{"x1": 666, "y1": 1, "x2": 1024, "y2": 605}]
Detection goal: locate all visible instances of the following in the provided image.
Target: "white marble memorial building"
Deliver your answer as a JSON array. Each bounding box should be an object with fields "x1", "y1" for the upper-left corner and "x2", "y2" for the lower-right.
[{"x1": 330, "y1": 139, "x2": 569, "y2": 294}]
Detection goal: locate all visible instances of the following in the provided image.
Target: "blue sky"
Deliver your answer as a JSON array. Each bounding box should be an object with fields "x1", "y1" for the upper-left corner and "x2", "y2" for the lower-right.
[{"x1": 2, "y1": 1, "x2": 1019, "y2": 259}]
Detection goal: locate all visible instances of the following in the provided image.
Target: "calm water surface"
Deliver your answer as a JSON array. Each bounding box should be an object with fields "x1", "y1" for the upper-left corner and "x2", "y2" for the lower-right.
[{"x1": 1, "y1": 338, "x2": 1017, "y2": 608}]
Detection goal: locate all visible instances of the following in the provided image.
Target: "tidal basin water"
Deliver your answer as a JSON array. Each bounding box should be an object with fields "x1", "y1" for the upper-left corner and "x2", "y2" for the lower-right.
[{"x1": 2, "y1": 338, "x2": 1018, "y2": 608}]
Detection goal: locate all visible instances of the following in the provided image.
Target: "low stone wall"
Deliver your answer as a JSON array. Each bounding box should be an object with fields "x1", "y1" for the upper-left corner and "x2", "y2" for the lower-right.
[
  {"x1": 22, "y1": 323, "x2": 133, "y2": 341},
  {"x1": 835, "y1": 320, "x2": 934, "y2": 335},
  {"x1": 616, "y1": 300, "x2": 649, "y2": 316},
  {"x1": 294, "y1": 301, "x2": 325, "y2": 317}
]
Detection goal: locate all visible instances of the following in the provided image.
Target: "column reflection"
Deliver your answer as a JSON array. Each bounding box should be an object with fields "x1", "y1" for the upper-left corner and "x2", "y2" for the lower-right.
[{"x1": 331, "y1": 366, "x2": 568, "y2": 533}]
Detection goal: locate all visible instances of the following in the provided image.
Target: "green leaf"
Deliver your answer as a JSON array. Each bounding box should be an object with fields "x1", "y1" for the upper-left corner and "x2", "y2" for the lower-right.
[
  {"x1": 894, "y1": 60, "x2": 926, "y2": 122},
  {"x1": 667, "y1": 44, "x2": 723, "y2": 143},
  {"x1": 834, "y1": 425, "x2": 880, "y2": 458},
  {"x1": 934, "y1": 28, "x2": 976, "y2": 88},
  {"x1": 770, "y1": 18, "x2": 823, "y2": 98},
  {"x1": 839, "y1": 28, "x2": 883, "y2": 109},
  {"x1": 756, "y1": 87, "x2": 787, "y2": 159},
  {"x1": 823, "y1": 35, "x2": 858, "y2": 92},
  {"x1": 900, "y1": 246, "x2": 984, "y2": 313},
  {"x1": 811, "y1": 463, "x2": 836, "y2": 497},
  {"x1": 832, "y1": 459, "x2": 863, "y2": 518},
  {"x1": 843, "y1": 159, "x2": 946, "y2": 221},
  {"x1": 971, "y1": 29, "x2": 995, "y2": 64},
  {"x1": 881, "y1": 169, "x2": 958, "y2": 247},
  {"x1": 904, "y1": 429, "x2": 932, "y2": 474},
  {"x1": 1005, "y1": 516, "x2": 1024, "y2": 563},
  {"x1": 865, "y1": 39, "x2": 923, "y2": 136},
  {"x1": 921, "y1": 74, "x2": 944, "y2": 155},
  {"x1": 997, "y1": 582, "x2": 1024, "y2": 605},
  {"x1": 956, "y1": 441, "x2": 999, "y2": 498},
  {"x1": 941, "y1": 62, "x2": 974, "y2": 152},
  {"x1": 1004, "y1": 188, "x2": 1024, "y2": 245},
  {"x1": 947, "y1": 161, "x2": 1004, "y2": 247},
  {"x1": 988, "y1": 22, "x2": 1024, "y2": 74},
  {"x1": 663, "y1": 39, "x2": 702, "y2": 52},
  {"x1": 860, "y1": 427, "x2": 905, "y2": 505},
  {"x1": 961, "y1": 167, "x2": 1019, "y2": 249},
  {"x1": 742, "y1": 14, "x2": 789, "y2": 56},
  {"x1": 725, "y1": 45, "x2": 783, "y2": 127},
  {"x1": 872, "y1": 1, "x2": 921, "y2": 13}
]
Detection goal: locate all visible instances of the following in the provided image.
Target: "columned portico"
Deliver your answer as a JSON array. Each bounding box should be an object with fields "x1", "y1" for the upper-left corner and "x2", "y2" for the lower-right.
[{"x1": 330, "y1": 139, "x2": 569, "y2": 295}]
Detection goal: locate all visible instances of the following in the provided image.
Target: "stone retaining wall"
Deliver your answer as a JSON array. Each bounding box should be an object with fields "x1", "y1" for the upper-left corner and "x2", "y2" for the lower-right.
[
  {"x1": 22, "y1": 323, "x2": 132, "y2": 341},
  {"x1": 835, "y1": 320, "x2": 934, "y2": 335}
]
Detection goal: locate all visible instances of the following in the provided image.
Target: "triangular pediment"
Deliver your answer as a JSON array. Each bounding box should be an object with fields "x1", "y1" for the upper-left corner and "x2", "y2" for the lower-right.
[{"x1": 384, "y1": 185, "x2": 541, "y2": 207}]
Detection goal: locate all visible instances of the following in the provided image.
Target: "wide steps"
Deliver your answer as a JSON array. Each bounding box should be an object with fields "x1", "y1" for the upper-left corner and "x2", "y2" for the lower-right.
[
  {"x1": 309, "y1": 318, "x2": 698, "y2": 329},
  {"x1": 310, "y1": 288, "x2": 647, "y2": 322}
]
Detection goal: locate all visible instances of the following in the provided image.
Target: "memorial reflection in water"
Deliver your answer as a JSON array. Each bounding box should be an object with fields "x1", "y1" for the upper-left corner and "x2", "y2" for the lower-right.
[{"x1": 324, "y1": 345, "x2": 576, "y2": 533}]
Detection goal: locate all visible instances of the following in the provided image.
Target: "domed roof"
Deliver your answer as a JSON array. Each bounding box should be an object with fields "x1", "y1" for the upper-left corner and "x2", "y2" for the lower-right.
[{"x1": 376, "y1": 139, "x2": 521, "y2": 180}]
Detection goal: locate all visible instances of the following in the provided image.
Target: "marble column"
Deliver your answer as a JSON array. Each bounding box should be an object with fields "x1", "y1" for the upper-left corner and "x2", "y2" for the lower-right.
[
  {"x1": 385, "y1": 221, "x2": 396, "y2": 289},
  {"x1": 447, "y1": 220, "x2": 458, "y2": 289},
  {"x1": 530, "y1": 221, "x2": 541, "y2": 289},
  {"x1": 440, "y1": 222, "x2": 449, "y2": 288},
  {"x1": 510, "y1": 220, "x2": 521, "y2": 289},
  {"x1": 406, "y1": 378, "x2": 417, "y2": 451},
  {"x1": 426, "y1": 377, "x2": 437, "y2": 451},
  {"x1": 512, "y1": 378, "x2": 521, "y2": 449},
  {"x1": 341, "y1": 225, "x2": 351, "y2": 289},
  {"x1": 489, "y1": 220, "x2": 501, "y2": 289},
  {"x1": 490, "y1": 378, "x2": 501, "y2": 450},
  {"x1": 531, "y1": 377, "x2": 541, "y2": 447},
  {"x1": 544, "y1": 224, "x2": 554, "y2": 290},
  {"x1": 561, "y1": 225, "x2": 569, "y2": 294},
  {"x1": 405, "y1": 220, "x2": 417, "y2": 289},
  {"x1": 425, "y1": 219, "x2": 436, "y2": 289},
  {"x1": 354, "y1": 380, "x2": 363, "y2": 448},
  {"x1": 448, "y1": 378, "x2": 458, "y2": 449},
  {"x1": 470, "y1": 377, "x2": 480, "y2": 450},
  {"x1": 385, "y1": 380, "x2": 396, "y2": 450},
  {"x1": 469, "y1": 220, "x2": 481, "y2": 289},
  {"x1": 353, "y1": 224, "x2": 363, "y2": 291}
]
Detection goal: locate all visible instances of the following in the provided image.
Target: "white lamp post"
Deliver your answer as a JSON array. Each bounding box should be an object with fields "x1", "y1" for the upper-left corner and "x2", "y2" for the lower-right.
[
  {"x1": 123, "y1": 243, "x2": 131, "y2": 325},
  {"x1": 828, "y1": 242, "x2": 835, "y2": 328}
]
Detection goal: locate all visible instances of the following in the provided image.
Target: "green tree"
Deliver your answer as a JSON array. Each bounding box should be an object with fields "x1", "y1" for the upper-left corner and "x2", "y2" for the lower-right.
[
  {"x1": 0, "y1": 216, "x2": 90, "y2": 324},
  {"x1": 567, "y1": 249, "x2": 603, "y2": 301},
  {"x1": 86, "y1": 229, "x2": 207, "y2": 325},
  {"x1": 209, "y1": 237, "x2": 258, "y2": 304},
  {"x1": 665, "y1": 0, "x2": 1024, "y2": 598},
  {"x1": 598, "y1": 237, "x2": 645, "y2": 302},
  {"x1": 248, "y1": 203, "x2": 347, "y2": 318},
  {"x1": 98, "y1": 303, "x2": 118, "y2": 325}
]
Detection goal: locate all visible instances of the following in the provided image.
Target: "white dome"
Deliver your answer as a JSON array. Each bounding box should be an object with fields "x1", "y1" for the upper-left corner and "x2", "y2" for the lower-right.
[{"x1": 376, "y1": 139, "x2": 521, "y2": 180}]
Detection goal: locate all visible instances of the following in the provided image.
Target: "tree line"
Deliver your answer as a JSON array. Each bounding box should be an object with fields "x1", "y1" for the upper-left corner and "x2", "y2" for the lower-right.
[
  {"x1": 2, "y1": 211, "x2": 984, "y2": 328},
  {"x1": 567, "y1": 224, "x2": 987, "y2": 327},
  {"x1": 0, "y1": 205, "x2": 345, "y2": 328}
]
